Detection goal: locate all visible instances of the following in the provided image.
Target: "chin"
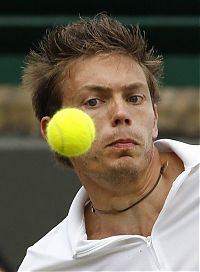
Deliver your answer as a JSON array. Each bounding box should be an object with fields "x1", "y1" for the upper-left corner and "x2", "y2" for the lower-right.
[
  {"x1": 108, "y1": 156, "x2": 139, "y2": 177},
  {"x1": 84, "y1": 153, "x2": 141, "y2": 184}
]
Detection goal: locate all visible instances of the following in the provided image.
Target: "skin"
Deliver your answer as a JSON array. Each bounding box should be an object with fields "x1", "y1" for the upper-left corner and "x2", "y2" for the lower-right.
[{"x1": 41, "y1": 54, "x2": 184, "y2": 238}]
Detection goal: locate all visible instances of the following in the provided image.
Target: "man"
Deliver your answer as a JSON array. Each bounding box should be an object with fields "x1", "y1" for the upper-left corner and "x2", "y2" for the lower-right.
[{"x1": 18, "y1": 14, "x2": 199, "y2": 271}]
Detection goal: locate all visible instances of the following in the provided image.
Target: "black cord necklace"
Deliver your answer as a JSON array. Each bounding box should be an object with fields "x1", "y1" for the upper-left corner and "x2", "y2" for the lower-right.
[{"x1": 90, "y1": 161, "x2": 168, "y2": 215}]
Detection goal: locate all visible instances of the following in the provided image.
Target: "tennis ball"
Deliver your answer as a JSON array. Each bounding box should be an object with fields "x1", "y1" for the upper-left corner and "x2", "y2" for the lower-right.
[{"x1": 46, "y1": 108, "x2": 96, "y2": 157}]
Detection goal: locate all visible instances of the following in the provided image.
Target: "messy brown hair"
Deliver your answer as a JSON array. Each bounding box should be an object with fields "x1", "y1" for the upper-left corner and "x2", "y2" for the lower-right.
[{"x1": 23, "y1": 13, "x2": 163, "y2": 167}]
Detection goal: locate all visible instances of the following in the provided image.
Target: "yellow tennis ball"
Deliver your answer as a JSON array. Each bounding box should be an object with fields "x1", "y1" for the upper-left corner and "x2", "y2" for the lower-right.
[{"x1": 46, "y1": 108, "x2": 96, "y2": 157}]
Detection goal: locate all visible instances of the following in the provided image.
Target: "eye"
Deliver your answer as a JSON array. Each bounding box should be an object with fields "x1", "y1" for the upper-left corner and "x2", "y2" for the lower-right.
[
  {"x1": 85, "y1": 98, "x2": 99, "y2": 107},
  {"x1": 127, "y1": 95, "x2": 143, "y2": 104}
]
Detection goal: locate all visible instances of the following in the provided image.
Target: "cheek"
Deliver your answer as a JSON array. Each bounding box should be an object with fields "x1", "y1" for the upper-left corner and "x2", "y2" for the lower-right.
[
  {"x1": 73, "y1": 137, "x2": 102, "y2": 164},
  {"x1": 130, "y1": 107, "x2": 152, "y2": 127},
  {"x1": 136, "y1": 108, "x2": 158, "y2": 139}
]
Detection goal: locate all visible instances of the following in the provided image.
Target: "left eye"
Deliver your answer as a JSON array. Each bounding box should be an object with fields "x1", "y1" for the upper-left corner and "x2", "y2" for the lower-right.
[{"x1": 127, "y1": 95, "x2": 143, "y2": 104}]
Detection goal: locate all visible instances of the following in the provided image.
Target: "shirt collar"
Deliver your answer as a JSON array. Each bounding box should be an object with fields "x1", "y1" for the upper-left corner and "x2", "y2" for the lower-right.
[{"x1": 155, "y1": 139, "x2": 200, "y2": 170}]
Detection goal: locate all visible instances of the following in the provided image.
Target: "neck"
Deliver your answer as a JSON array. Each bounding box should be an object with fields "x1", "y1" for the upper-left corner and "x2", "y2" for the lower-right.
[
  {"x1": 84, "y1": 151, "x2": 184, "y2": 239},
  {"x1": 82, "y1": 147, "x2": 163, "y2": 212},
  {"x1": 91, "y1": 161, "x2": 168, "y2": 215}
]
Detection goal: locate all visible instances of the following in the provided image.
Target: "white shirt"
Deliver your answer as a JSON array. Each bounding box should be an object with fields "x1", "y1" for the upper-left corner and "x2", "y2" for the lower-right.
[{"x1": 18, "y1": 139, "x2": 200, "y2": 271}]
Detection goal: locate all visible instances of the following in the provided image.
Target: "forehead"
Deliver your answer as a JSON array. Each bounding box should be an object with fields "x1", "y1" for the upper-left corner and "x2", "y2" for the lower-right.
[{"x1": 62, "y1": 54, "x2": 148, "y2": 94}]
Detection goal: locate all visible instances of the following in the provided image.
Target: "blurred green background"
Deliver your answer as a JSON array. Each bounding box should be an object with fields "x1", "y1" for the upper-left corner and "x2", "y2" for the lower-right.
[{"x1": 0, "y1": 1, "x2": 199, "y2": 271}]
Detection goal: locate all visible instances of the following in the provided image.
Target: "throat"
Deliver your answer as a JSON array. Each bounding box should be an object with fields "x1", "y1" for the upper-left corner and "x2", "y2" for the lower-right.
[
  {"x1": 90, "y1": 161, "x2": 168, "y2": 215},
  {"x1": 84, "y1": 151, "x2": 184, "y2": 240}
]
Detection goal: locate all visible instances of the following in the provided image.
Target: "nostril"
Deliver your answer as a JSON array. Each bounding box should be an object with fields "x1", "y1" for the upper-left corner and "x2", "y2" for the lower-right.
[
  {"x1": 125, "y1": 119, "x2": 130, "y2": 124},
  {"x1": 113, "y1": 118, "x2": 131, "y2": 126},
  {"x1": 114, "y1": 119, "x2": 120, "y2": 125}
]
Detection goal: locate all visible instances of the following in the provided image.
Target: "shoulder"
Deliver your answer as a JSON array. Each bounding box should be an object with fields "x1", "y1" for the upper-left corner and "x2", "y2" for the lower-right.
[
  {"x1": 18, "y1": 187, "x2": 87, "y2": 271},
  {"x1": 155, "y1": 139, "x2": 200, "y2": 169},
  {"x1": 18, "y1": 216, "x2": 72, "y2": 271},
  {"x1": 31, "y1": 217, "x2": 68, "y2": 250}
]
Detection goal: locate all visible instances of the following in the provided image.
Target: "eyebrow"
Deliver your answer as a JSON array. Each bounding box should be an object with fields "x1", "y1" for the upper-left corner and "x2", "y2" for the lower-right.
[{"x1": 78, "y1": 82, "x2": 147, "y2": 93}]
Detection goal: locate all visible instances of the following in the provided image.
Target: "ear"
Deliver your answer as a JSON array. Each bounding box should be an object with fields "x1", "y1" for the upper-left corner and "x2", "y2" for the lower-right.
[
  {"x1": 40, "y1": 116, "x2": 50, "y2": 141},
  {"x1": 152, "y1": 104, "x2": 158, "y2": 140}
]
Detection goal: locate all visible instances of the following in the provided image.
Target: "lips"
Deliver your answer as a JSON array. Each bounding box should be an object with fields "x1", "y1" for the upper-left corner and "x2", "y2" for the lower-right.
[{"x1": 106, "y1": 138, "x2": 138, "y2": 148}]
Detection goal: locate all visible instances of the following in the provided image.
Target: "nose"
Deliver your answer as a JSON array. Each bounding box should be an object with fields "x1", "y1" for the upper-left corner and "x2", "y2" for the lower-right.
[{"x1": 110, "y1": 101, "x2": 132, "y2": 127}]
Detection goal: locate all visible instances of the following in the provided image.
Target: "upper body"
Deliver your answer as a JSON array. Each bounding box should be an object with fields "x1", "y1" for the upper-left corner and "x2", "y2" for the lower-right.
[
  {"x1": 18, "y1": 139, "x2": 200, "y2": 271},
  {"x1": 18, "y1": 14, "x2": 199, "y2": 271}
]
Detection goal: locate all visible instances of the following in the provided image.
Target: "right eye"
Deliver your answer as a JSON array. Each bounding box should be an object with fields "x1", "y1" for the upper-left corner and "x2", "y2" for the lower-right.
[{"x1": 85, "y1": 98, "x2": 99, "y2": 107}]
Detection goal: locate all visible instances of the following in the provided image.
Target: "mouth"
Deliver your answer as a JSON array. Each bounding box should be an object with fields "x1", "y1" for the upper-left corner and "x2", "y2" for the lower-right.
[{"x1": 106, "y1": 138, "x2": 138, "y2": 149}]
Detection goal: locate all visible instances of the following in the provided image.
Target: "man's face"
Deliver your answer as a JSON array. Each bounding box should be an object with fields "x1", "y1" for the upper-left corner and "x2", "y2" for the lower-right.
[{"x1": 62, "y1": 54, "x2": 158, "y2": 184}]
